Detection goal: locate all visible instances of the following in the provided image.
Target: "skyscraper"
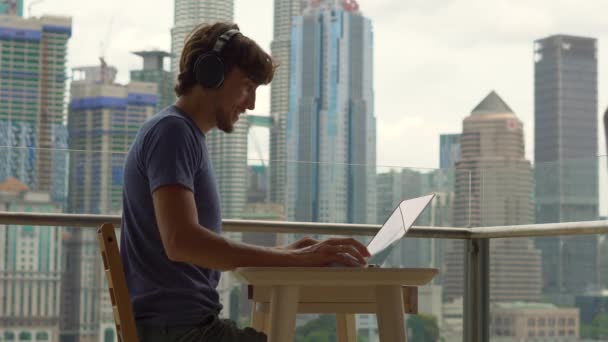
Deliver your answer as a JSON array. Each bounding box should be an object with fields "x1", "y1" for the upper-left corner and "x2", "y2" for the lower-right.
[
  {"x1": 170, "y1": 0, "x2": 234, "y2": 81},
  {"x1": 440, "y1": 134, "x2": 461, "y2": 170},
  {"x1": 286, "y1": 0, "x2": 376, "y2": 224},
  {"x1": 0, "y1": 178, "x2": 63, "y2": 341},
  {"x1": 534, "y1": 35, "x2": 599, "y2": 297},
  {"x1": 61, "y1": 65, "x2": 157, "y2": 342},
  {"x1": 67, "y1": 66, "x2": 157, "y2": 215},
  {"x1": 269, "y1": 0, "x2": 303, "y2": 207},
  {"x1": 131, "y1": 50, "x2": 174, "y2": 112},
  {"x1": 444, "y1": 91, "x2": 541, "y2": 302},
  {"x1": 0, "y1": 15, "x2": 72, "y2": 202}
]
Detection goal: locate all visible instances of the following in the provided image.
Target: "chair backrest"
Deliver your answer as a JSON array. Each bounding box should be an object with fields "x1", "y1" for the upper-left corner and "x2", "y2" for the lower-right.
[{"x1": 97, "y1": 223, "x2": 139, "y2": 342}]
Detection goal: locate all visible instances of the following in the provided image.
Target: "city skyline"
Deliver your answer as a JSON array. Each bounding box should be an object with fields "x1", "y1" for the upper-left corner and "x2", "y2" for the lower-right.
[
  {"x1": 24, "y1": 0, "x2": 608, "y2": 172},
  {"x1": 1, "y1": 1, "x2": 607, "y2": 341}
]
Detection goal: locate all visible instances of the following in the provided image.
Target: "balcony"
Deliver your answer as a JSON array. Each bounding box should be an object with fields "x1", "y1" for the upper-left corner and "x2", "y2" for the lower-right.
[{"x1": 0, "y1": 148, "x2": 607, "y2": 341}]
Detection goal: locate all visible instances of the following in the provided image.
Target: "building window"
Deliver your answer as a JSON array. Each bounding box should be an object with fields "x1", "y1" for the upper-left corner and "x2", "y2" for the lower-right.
[
  {"x1": 528, "y1": 318, "x2": 535, "y2": 327},
  {"x1": 539, "y1": 318, "x2": 545, "y2": 326},
  {"x1": 549, "y1": 318, "x2": 556, "y2": 326},
  {"x1": 35, "y1": 331, "x2": 49, "y2": 340},
  {"x1": 559, "y1": 330, "x2": 565, "y2": 336},
  {"x1": 568, "y1": 318, "x2": 575, "y2": 326},
  {"x1": 528, "y1": 331, "x2": 535, "y2": 337},
  {"x1": 568, "y1": 330, "x2": 575, "y2": 336},
  {"x1": 559, "y1": 318, "x2": 566, "y2": 326}
]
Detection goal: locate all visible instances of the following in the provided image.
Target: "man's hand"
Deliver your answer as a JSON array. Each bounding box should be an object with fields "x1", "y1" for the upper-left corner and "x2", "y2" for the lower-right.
[
  {"x1": 289, "y1": 238, "x2": 371, "y2": 267},
  {"x1": 278, "y1": 236, "x2": 319, "y2": 250}
]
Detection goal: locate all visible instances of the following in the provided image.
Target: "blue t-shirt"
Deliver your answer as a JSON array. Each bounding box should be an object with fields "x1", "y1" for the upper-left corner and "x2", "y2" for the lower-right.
[{"x1": 120, "y1": 105, "x2": 223, "y2": 326}]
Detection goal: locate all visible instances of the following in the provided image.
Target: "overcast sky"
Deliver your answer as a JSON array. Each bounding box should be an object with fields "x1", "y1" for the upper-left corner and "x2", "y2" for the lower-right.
[{"x1": 33, "y1": 0, "x2": 608, "y2": 172}]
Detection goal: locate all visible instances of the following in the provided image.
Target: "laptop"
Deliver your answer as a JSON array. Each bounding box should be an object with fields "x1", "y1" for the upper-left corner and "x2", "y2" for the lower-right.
[{"x1": 365, "y1": 193, "x2": 436, "y2": 267}]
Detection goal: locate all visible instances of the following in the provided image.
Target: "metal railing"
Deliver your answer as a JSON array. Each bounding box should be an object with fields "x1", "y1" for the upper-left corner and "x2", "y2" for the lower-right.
[{"x1": 1, "y1": 210, "x2": 607, "y2": 342}]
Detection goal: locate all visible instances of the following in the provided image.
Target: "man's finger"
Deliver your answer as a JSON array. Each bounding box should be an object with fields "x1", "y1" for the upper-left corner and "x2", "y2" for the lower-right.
[{"x1": 326, "y1": 238, "x2": 370, "y2": 257}]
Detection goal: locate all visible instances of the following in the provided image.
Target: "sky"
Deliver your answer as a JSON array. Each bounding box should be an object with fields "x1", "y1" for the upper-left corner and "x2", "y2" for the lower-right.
[{"x1": 31, "y1": 0, "x2": 608, "y2": 171}]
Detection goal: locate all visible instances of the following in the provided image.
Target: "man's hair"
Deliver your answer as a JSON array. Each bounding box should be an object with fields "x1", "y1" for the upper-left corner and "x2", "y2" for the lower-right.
[{"x1": 175, "y1": 22, "x2": 276, "y2": 96}]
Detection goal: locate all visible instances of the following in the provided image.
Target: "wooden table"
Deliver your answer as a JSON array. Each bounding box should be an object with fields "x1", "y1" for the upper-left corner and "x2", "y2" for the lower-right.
[{"x1": 233, "y1": 267, "x2": 438, "y2": 342}]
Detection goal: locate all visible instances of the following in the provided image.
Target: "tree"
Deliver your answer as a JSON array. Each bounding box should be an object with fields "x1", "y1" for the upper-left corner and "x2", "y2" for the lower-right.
[
  {"x1": 296, "y1": 315, "x2": 336, "y2": 342},
  {"x1": 581, "y1": 313, "x2": 608, "y2": 340},
  {"x1": 407, "y1": 314, "x2": 440, "y2": 342}
]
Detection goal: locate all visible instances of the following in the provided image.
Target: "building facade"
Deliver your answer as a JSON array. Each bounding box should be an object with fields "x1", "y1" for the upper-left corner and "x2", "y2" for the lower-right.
[
  {"x1": 445, "y1": 91, "x2": 540, "y2": 302},
  {"x1": 534, "y1": 35, "x2": 600, "y2": 297},
  {"x1": 269, "y1": 0, "x2": 303, "y2": 207},
  {"x1": 0, "y1": 15, "x2": 72, "y2": 202},
  {"x1": 131, "y1": 50, "x2": 174, "y2": 113},
  {"x1": 0, "y1": 178, "x2": 63, "y2": 341},
  {"x1": 286, "y1": 0, "x2": 376, "y2": 224}
]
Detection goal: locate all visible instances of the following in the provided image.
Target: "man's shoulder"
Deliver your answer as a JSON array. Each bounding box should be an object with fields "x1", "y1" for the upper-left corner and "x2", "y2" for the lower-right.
[{"x1": 140, "y1": 107, "x2": 201, "y2": 142}]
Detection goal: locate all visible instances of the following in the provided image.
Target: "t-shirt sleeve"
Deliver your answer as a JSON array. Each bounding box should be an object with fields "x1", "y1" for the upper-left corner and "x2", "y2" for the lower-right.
[{"x1": 142, "y1": 117, "x2": 200, "y2": 193}]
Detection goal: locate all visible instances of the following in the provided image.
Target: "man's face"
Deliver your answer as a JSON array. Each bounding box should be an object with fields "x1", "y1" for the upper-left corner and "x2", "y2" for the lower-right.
[{"x1": 214, "y1": 67, "x2": 258, "y2": 133}]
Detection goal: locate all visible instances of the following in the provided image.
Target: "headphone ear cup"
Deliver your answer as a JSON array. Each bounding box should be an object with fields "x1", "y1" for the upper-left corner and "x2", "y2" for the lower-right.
[{"x1": 195, "y1": 53, "x2": 225, "y2": 89}]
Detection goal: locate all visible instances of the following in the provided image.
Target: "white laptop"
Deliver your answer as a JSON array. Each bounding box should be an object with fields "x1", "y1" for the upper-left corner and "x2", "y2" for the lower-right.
[{"x1": 365, "y1": 193, "x2": 435, "y2": 267}]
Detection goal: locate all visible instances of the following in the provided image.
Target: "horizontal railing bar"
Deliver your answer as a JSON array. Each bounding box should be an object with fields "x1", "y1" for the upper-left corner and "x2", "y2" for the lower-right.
[
  {"x1": 469, "y1": 220, "x2": 608, "y2": 238},
  {"x1": 0, "y1": 211, "x2": 606, "y2": 239},
  {"x1": 0, "y1": 211, "x2": 469, "y2": 238}
]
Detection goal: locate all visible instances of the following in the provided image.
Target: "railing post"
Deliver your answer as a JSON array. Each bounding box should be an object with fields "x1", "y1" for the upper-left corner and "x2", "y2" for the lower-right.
[{"x1": 464, "y1": 238, "x2": 489, "y2": 342}]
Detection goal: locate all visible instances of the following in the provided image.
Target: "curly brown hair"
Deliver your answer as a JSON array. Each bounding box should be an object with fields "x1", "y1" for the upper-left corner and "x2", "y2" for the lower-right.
[{"x1": 174, "y1": 22, "x2": 277, "y2": 96}]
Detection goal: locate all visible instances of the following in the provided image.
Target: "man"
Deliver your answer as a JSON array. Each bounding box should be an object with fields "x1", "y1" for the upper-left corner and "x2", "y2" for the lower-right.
[{"x1": 120, "y1": 22, "x2": 370, "y2": 341}]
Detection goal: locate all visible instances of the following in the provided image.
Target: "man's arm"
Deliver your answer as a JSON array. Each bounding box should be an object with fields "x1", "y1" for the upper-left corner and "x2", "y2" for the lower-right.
[{"x1": 153, "y1": 185, "x2": 370, "y2": 271}]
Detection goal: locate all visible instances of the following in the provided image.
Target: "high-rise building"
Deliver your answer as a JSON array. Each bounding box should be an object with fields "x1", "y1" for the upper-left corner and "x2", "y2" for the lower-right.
[
  {"x1": 269, "y1": 0, "x2": 303, "y2": 207},
  {"x1": 440, "y1": 134, "x2": 461, "y2": 169},
  {"x1": 0, "y1": 178, "x2": 63, "y2": 341},
  {"x1": 205, "y1": 121, "x2": 249, "y2": 219},
  {"x1": 247, "y1": 164, "x2": 268, "y2": 203},
  {"x1": 131, "y1": 50, "x2": 174, "y2": 112},
  {"x1": 0, "y1": 0, "x2": 23, "y2": 16},
  {"x1": 67, "y1": 66, "x2": 157, "y2": 215},
  {"x1": 170, "y1": 0, "x2": 233, "y2": 81},
  {"x1": 534, "y1": 35, "x2": 599, "y2": 297},
  {"x1": 0, "y1": 15, "x2": 72, "y2": 202},
  {"x1": 61, "y1": 65, "x2": 157, "y2": 342},
  {"x1": 444, "y1": 91, "x2": 541, "y2": 302},
  {"x1": 286, "y1": 0, "x2": 376, "y2": 224}
]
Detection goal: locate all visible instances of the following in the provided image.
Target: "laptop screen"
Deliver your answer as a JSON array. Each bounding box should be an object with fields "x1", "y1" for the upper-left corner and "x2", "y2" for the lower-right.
[{"x1": 366, "y1": 194, "x2": 435, "y2": 264}]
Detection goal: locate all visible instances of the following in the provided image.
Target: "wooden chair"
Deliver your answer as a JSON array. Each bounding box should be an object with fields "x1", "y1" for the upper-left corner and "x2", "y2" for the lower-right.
[{"x1": 97, "y1": 223, "x2": 139, "y2": 342}]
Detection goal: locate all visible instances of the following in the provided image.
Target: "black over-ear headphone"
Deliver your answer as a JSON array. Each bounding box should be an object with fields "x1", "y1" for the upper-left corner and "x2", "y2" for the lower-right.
[{"x1": 193, "y1": 28, "x2": 241, "y2": 89}]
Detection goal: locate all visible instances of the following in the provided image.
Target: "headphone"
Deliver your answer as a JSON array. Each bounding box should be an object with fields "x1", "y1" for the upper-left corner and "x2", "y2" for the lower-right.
[{"x1": 193, "y1": 28, "x2": 241, "y2": 89}]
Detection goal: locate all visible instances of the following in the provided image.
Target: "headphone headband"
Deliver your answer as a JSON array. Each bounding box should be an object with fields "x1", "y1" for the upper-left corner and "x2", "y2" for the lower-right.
[{"x1": 212, "y1": 29, "x2": 240, "y2": 54}]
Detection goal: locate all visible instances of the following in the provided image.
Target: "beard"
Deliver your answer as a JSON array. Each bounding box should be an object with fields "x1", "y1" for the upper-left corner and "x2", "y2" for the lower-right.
[{"x1": 215, "y1": 108, "x2": 234, "y2": 133}]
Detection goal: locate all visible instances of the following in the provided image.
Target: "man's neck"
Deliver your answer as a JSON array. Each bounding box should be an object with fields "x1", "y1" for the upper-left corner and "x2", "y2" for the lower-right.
[{"x1": 174, "y1": 92, "x2": 216, "y2": 134}]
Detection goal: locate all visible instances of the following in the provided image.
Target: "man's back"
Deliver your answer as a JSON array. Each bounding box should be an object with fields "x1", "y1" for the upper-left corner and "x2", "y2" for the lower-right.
[{"x1": 120, "y1": 105, "x2": 223, "y2": 326}]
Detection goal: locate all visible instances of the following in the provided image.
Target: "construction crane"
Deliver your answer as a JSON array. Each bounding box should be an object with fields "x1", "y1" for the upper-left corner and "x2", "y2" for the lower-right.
[{"x1": 99, "y1": 12, "x2": 117, "y2": 84}]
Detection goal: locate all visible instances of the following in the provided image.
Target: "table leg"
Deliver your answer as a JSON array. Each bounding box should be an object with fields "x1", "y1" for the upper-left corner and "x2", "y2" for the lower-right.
[
  {"x1": 337, "y1": 313, "x2": 357, "y2": 342},
  {"x1": 375, "y1": 285, "x2": 407, "y2": 342},
  {"x1": 268, "y1": 285, "x2": 299, "y2": 342}
]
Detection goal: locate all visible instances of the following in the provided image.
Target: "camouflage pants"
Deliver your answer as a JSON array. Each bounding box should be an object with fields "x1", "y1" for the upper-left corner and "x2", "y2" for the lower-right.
[{"x1": 136, "y1": 315, "x2": 267, "y2": 342}]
